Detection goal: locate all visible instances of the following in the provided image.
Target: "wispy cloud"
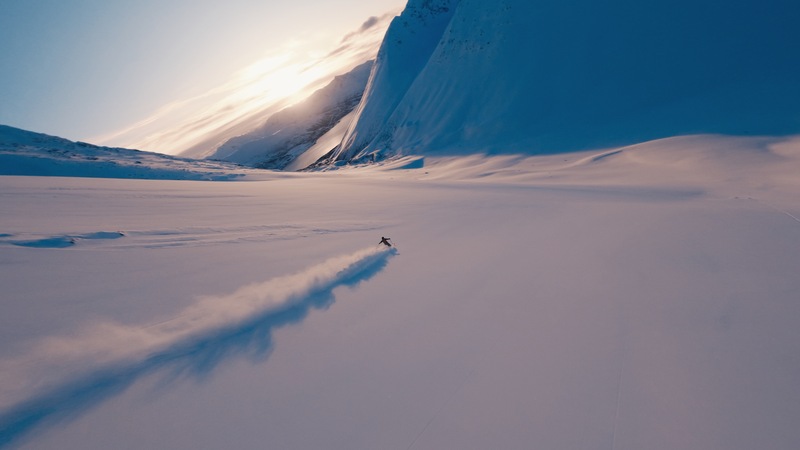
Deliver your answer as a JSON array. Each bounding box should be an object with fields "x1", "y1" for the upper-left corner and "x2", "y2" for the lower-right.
[{"x1": 94, "y1": 12, "x2": 396, "y2": 157}]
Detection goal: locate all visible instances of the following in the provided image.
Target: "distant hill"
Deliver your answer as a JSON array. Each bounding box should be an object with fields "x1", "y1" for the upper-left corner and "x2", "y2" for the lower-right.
[{"x1": 0, "y1": 125, "x2": 248, "y2": 180}]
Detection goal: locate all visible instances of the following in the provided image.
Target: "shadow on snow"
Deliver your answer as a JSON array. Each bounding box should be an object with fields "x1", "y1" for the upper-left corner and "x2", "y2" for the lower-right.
[{"x1": 0, "y1": 247, "x2": 397, "y2": 448}]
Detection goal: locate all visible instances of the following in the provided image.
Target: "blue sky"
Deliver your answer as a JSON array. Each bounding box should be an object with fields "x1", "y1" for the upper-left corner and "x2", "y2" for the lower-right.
[{"x1": 0, "y1": 0, "x2": 403, "y2": 150}]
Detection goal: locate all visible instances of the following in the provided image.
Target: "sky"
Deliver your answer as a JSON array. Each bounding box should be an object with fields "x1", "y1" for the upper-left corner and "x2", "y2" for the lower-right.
[{"x1": 0, "y1": 0, "x2": 404, "y2": 154}]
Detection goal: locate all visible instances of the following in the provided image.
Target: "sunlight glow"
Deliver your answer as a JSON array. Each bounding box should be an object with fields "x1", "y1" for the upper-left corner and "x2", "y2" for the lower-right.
[{"x1": 94, "y1": 12, "x2": 397, "y2": 157}]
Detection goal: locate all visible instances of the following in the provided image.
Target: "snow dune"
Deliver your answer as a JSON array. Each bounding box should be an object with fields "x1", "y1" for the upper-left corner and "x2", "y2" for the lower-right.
[
  {"x1": 2, "y1": 232, "x2": 125, "y2": 249},
  {"x1": 0, "y1": 246, "x2": 396, "y2": 447}
]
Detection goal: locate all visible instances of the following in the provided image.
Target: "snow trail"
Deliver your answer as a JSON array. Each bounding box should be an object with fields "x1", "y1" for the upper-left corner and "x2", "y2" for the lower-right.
[
  {"x1": 32, "y1": 245, "x2": 394, "y2": 367},
  {"x1": 0, "y1": 246, "x2": 396, "y2": 448}
]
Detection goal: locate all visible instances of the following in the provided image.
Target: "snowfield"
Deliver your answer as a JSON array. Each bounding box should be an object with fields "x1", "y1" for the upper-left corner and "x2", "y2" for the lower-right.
[{"x1": 2, "y1": 134, "x2": 800, "y2": 449}]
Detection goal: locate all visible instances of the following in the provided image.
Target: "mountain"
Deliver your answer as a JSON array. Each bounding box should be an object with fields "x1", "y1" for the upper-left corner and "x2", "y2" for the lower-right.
[
  {"x1": 209, "y1": 61, "x2": 373, "y2": 170},
  {"x1": 0, "y1": 125, "x2": 247, "y2": 180},
  {"x1": 335, "y1": 0, "x2": 459, "y2": 163},
  {"x1": 334, "y1": 0, "x2": 800, "y2": 162}
]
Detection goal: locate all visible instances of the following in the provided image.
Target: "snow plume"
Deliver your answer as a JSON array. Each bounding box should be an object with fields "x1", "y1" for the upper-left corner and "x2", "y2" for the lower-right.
[{"x1": 0, "y1": 246, "x2": 396, "y2": 447}]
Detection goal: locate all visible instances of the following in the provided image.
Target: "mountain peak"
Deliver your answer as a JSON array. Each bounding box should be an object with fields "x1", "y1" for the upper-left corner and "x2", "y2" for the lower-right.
[{"x1": 334, "y1": 0, "x2": 800, "y2": 162}]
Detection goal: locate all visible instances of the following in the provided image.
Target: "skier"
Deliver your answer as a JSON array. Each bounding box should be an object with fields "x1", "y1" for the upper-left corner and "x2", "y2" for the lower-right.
[{"x1": 379, "y1": 236, "x2": 392, "y2": 247}]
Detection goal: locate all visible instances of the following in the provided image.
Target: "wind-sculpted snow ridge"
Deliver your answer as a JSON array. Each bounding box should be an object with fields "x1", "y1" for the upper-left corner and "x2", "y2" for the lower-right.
[
  {"x1": 0, "y1": 246, "x2": 397, "y2": 448},
  {"x1": 1, "y1": 231, "x2": 125, "y2": 249}
]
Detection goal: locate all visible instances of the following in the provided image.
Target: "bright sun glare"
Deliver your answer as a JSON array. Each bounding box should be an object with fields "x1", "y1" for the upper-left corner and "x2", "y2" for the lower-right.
[
  {"x1": 238, "y1": 55, "x2": 325, "y2": 106},
  {"x1": 93, "y1": 12, "x2": 396, "y2": 156}
]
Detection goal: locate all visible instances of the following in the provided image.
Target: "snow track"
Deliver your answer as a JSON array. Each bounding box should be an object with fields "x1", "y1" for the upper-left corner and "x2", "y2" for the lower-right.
[
  {"x1": 0, "y1": 246, "x2": 396, "y2": 448},
  {"x1": 0, "y1": 224, "x2": 383, "y2": 250}
]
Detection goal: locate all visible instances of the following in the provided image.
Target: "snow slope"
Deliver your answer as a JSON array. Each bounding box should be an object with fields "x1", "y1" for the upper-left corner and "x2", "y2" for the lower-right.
[
  {"x1": 0, "y1": 125, "x2": 250, "y2": 180},
  {"x1": 2, "y1": 134, "x2": 799, "y2": 449},
  {"x1": 335, "y1": 0, "x2": 800, "y2": 161},
  {"x1": 337, "y1": 0, "x2": 459, "y2": 161},
  {"x1": 209, "y1": 61, "x2": 373, "y2": 169},
  {"x1": 284, "y1": 110, "x2": 358, "y2": 171}
]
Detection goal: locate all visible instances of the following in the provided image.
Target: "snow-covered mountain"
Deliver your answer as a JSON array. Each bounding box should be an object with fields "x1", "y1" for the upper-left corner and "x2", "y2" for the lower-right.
[
  {"x1": 4, "y1": 3, "x2": 800, "y2": 447},
  {"x1": 0, "y1": 125, "x2": 248, "y2": 180},
  {"x1": 334, "y1": 0, "x2": 800, "y2": 162},
  {"x1": 335, "y1": 0, "x2": 459, "y2": 163},
  {"x1": 209, "y1": 61, "x2": 373, "y2": 170}
]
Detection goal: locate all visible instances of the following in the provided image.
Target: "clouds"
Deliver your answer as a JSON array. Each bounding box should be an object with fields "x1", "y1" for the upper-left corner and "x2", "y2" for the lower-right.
[
  {"x1": 339, "y1": 11, "x2": 396, "y2": 47},
  {"x1": 360, "y1": 15, "x2": 382, "y2": 31}
]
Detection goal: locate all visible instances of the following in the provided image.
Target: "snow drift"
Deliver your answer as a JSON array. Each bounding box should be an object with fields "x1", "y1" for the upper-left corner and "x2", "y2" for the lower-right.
[{"x1": 335, "y1": 0, "x2": 800, "y2": 161}]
